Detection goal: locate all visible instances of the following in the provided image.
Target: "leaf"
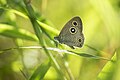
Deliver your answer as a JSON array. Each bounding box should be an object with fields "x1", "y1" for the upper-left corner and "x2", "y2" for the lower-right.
[
  {"x1": 8, "y1": 8, "x2": 59, "y2": 36},
  {"x1": 0, "y1": 24, "x2": 38, "y2": 41},
  {"x1": 29, "y1": 60, "x2": 51, "y2": 80},
  {"x1": 0, "y1": 46, "x2": 111, "y2": 61},
  {"x1": 37, "y1": 20, "x2": 59, "y2": 35},
  {"x1": 97, "y1": 51, "x2": 116, "y2": 80},
  {"x1": 68, "y1": 50, "x2": 111, "y2": 60}
]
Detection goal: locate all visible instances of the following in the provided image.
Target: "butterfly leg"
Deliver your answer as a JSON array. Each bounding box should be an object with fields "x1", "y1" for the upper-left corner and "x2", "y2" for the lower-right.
[{"x1": 69, "y1": 46, "x2": 75, "y2": 49}]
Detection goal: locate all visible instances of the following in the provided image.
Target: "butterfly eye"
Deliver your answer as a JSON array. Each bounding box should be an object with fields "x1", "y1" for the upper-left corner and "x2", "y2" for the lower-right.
[
  {"x1": 72, "y1": 21, "x2": 78, "y2": 26},
  {"x1": 69, "y1": 27, "x2": 77, "y2": 34}
]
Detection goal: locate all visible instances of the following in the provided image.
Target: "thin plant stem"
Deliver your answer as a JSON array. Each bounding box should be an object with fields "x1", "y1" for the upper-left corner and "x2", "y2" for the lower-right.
[{"x1": 23, "y1": 0, "x2": 66, "y2": 79}]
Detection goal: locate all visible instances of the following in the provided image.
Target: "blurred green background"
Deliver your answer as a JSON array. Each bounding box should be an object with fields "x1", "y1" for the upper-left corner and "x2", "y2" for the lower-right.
[{"x1": 0, "y1": 0, "x2": 120, "y2": 80}]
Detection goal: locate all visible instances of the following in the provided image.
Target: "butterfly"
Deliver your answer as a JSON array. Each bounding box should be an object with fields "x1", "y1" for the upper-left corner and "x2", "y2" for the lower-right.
[{"x1": 54, "y1": 16, "x2": 84, "y2": 49}]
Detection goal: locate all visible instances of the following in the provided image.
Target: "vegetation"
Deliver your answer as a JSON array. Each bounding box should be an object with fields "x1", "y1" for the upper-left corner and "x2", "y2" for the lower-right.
[{"x1": 0, "y1": 0, "x2": 120, "y2": 80}]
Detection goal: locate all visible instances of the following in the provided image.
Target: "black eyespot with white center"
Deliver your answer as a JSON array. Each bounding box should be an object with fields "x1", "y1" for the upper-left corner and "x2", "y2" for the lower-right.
[
  {"x1": 72, "y1": 21, "x2": 78, "y2": 26},
  {"x1": 69, "y1": 27, "x2": 77, "y2": 34}
]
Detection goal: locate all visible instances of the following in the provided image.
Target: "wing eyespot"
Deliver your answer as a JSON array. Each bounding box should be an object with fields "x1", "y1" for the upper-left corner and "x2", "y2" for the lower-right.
[
  {"x1": 78, "y1": 38, "x2": 82, "y2": 42},
  {"x1": 78, "y1": 37, "x2": 83, "y2": 43},
  {"x1": 69, "y1": 27, "x2": 77, "y2": 34},
  {"x1": 72, "y1": 21, "x2": 78, "y2": 26}
]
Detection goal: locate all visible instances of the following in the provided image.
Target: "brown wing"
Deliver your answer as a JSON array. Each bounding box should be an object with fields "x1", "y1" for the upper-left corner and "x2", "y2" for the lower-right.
[{"x1": 55, "y1": 16, "x2": 84, "y2": 48}]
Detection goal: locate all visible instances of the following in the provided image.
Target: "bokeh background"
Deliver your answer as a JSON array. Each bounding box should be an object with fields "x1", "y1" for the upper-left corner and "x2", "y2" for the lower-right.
[{"x1": 0, "y1": 0, "x2": 120, "y2": 80}]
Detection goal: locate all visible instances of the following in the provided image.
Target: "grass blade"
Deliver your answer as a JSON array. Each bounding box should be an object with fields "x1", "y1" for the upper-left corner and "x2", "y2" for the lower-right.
[
  {"x1": 29, "y1": 60, "x2": 51, "y2": 80},
  {"x1": 0, "y1": 24, "x2": 38, "y2": 41}
]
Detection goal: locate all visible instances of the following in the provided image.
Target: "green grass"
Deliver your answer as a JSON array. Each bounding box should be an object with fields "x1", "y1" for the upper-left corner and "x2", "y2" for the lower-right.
[{"x1": 0, "y1": 0, "x2": 120, "y2": 80}]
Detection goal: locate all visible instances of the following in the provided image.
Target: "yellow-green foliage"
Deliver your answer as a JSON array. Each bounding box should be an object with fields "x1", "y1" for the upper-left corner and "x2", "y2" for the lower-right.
[{"x1": 0, "y1": 0, "x2": 120, "y2": 80}]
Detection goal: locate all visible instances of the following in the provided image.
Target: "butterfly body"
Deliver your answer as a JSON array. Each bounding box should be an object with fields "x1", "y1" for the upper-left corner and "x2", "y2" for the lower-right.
[{"x1": 54, "y1": 16, "x2": 84, "y2": 49}]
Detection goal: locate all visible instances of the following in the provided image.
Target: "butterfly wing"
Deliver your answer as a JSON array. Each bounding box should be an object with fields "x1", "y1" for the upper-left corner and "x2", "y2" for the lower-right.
[{"x1": 54, "y1": 16, "x2": 84, "y2": 48}]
